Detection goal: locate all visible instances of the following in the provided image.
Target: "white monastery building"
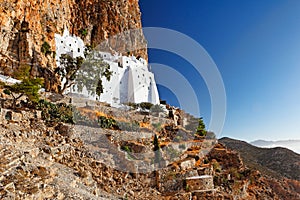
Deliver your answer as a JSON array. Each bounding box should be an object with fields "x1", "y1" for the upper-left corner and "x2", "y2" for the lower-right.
[{"x1": 55, "y1": 29, "x2": 160, "y2": 107}]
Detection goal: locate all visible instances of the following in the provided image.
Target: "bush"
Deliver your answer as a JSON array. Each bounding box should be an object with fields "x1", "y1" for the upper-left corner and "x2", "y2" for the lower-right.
[
  {"x1": 151, "y1": 122, "x2": 162, "y2": 132},
  {"x1": 126, "y1": 102, "x2": 138, "y2": 109},
  {"x1": 97, "y1": 116, "x2": 118, "y2": 129},
  {"x1": 117, "y1": 121, "x2": 140, "y2": 132},
  {"x1": 37, "y1": 100, "x2": 74, "y2": 124},
  {"x1": 121, "y1": 145, "x2": 131, "y2": 153},
  {"x1": 150, "y1": 104, "x2": 164, "y2": 113},
  {"x1": 139, "y1": 102, "x2": 153, "y2": 110},
  {"x1": 80, "y1": 29, "x2": 88, "y2": 36},
  {"x1": 41, "y1": 41, "x2": 51, "y2": 55}
]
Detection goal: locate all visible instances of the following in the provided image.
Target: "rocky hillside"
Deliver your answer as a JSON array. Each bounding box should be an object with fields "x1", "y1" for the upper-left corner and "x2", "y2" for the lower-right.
[
  {"x1": 1, "y1": 93, "x2": 300, "y2": 199},
  {"x1": 0, "y1": 0, "x2": 147, "y2": 91},
  {"x1": 219, "y1": 137, "x2": 300, "y2": 181}
]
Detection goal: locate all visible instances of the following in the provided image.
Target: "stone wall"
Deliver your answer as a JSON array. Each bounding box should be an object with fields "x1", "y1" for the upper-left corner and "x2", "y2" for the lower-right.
[{"x1": 186, "y1": 175, "x2": 214, "y2": 192}]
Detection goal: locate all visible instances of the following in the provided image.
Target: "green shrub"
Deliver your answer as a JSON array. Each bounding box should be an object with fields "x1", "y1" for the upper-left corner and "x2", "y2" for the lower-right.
[
  {"x1": 126, "y1": 102, "x2": 138, "y2": 109},
  {"x1": 97, "y1": 116, "x2": 117, "y2": 129},
  {"x1": 80, "y1": 29, "x2": 88, "y2": 36},
  {"x1": 37, "y1": 100, "x2": 74, "y2": 124},
  {"x1": 72, "y1": 109, "x2": 98, "y2": 127},
  {"x1": 151, "y1": 122, "x2": 162, "y2": 132},
  {"x1": 121, "y1": 145, "x2": 131, "y2": 153},
  {"x1": 117, "y1": 121, "x2": 140, "y2": 132},
  {"x1": 150, "y1": 104, "x2": 164, "y2": 114},
  {"x1": 41, "y1": 41, "x2": 51, "y2": 55},
  {"x1": 139, "y1": 102, "x2": 153, "y2": 110}
]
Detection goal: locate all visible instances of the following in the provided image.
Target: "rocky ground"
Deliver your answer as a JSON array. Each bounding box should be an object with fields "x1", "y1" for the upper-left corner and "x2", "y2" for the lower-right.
[{"x1": 1, "y1": 96, "x2": 300, "y2": 199}]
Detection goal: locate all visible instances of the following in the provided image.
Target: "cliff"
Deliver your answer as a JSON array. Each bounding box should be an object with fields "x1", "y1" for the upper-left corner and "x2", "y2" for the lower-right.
[{"x1": 0, "y1": 0, "x2": 147, "y2": 91}]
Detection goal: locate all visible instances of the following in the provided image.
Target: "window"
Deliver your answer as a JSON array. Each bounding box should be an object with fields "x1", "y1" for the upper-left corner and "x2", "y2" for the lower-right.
[
  {"x1": 78, "y1": 48, "x2": 80, "y2": 52},
  {"x1": 69, "y1": 44, "x2": 71, "y2": 47},
  {"x1": 61, "y1": 41, "x2": 63, "y2": 43}
]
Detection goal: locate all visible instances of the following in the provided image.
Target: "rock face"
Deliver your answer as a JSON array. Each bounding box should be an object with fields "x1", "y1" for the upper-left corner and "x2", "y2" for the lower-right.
[{"x1": 0, "y1": 0, "x2": 147, "y2": 92}]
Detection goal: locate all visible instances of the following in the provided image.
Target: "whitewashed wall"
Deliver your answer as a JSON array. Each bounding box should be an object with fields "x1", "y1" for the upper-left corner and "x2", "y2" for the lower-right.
[{"x1": 55, "y1": 29, "x2": 160, "y2": 107}]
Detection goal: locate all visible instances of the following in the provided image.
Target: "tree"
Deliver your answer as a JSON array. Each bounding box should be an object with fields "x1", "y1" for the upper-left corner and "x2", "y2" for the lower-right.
[
  {"x1": 55, "y1": 54, "x2": 84, "y2": 94},
  {"x1": 196, "y1": 117, "x2": 207, "y2": 136},
  {"x1": 96, "y1": 79, "x2": 103, "y2": 97},
  {"x1": 75, "y1": 50, "x2": 112, "y2": 98},
  {"x1": 55, "y1": 49, "x2": 112, "y2": 99},
  {"x1": 3, "y1": 65, "x2": 44, "y2": 109}
]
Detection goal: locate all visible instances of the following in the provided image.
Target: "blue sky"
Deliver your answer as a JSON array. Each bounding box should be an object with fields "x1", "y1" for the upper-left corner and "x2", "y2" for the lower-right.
[{"x1": 139, "y1": 0, "x2": 300, "y2": 141}]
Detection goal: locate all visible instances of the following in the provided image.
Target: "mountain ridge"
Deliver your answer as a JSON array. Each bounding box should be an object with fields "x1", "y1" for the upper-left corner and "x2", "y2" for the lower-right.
[
  {"x1": 219, "y1": 137, "x2": 300, "y2": 181},
  {"x1": 251, "y1": 139, "x2": 300, "y2": 154}
]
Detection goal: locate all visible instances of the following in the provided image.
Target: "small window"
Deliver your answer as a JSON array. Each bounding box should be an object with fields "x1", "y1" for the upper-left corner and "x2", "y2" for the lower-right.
[
  {"x1": 61, "y1": 41, "x2": 63, "y2": 43},
  {"x1": 69, "y1": 44, "x2": 71, "y2": 46},
  {"x1": 78, "y1": 48, "x2": 80, "y2": 53},
  {"x1": 126, "y1": 61, "x2": 129, "y2": 63}
]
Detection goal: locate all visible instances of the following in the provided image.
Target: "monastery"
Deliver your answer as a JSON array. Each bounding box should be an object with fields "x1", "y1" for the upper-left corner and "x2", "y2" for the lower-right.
[{"x1": 55, "y1": 30, "x2": 160, "y2": 107}]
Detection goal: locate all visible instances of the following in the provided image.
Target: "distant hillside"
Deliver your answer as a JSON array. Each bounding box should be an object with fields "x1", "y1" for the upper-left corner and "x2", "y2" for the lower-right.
[
  {"x1": 251, "y1": 139, "x2": 300, "y2": 154},
  {"x1": 219, "y1": 137, "x2": 300, "y2": 181}
]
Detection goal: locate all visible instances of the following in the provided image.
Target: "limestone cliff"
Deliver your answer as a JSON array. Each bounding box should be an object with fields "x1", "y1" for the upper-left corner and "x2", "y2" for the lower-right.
[{"x1": 0, "y1": 0, "x2": 147, "y2": 91}]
